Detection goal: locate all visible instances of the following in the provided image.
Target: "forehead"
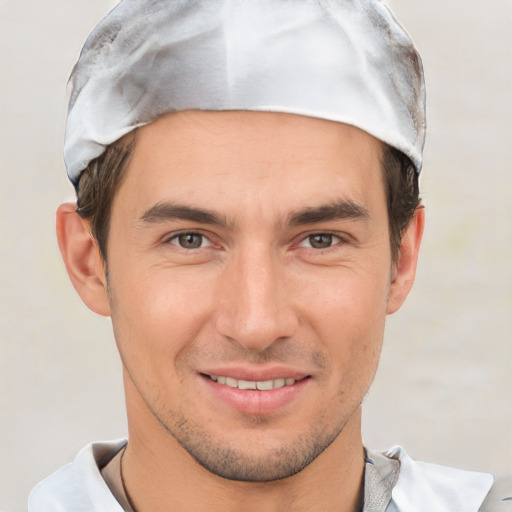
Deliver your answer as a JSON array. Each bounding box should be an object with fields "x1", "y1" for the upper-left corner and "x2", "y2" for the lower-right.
[{"x1": 116, "y1": 110, "x2": 386, "y2": 219}]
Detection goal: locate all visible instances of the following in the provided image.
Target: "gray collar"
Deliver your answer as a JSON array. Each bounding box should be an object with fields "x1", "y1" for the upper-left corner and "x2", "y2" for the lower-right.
[{"x1": 363, "y1": 449, "x2": 400, "y2": 512}]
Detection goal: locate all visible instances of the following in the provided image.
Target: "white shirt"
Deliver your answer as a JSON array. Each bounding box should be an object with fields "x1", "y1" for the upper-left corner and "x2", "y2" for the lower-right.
[{"x1": 28, "y1": 440, "x2": 495, "y2": 512}]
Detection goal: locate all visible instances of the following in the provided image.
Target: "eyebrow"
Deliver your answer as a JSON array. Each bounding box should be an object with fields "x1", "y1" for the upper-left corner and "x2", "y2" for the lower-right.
[
  {"x1": 138, "y1": 199, "x2": 369, "y2": 229},
  {"x1": 139, "y1": 202, "x2": 229, "y2": 227},
  {"x1": 287, "y1": 200, "x2": 370, "y2": 226}
]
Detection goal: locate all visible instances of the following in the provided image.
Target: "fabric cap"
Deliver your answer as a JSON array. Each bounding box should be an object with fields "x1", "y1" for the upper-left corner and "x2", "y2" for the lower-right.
[{"x1": 65, "y1": 0, "x2": 426, "y2": 185}]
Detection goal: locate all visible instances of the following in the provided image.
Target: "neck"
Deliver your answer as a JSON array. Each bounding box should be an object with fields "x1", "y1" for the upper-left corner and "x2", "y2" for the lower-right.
[{"x1": 121, "y1": 394, "x2": 365, "y2": 512}]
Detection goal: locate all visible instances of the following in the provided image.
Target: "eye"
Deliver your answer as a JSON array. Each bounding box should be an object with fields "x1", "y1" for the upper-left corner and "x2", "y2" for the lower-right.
[
  {"x1": 169, "y1": 232, "x2": 211, "y2": 249},
  {"x1": 301, "y1": 233, "x2": 340, "y2": 249}
]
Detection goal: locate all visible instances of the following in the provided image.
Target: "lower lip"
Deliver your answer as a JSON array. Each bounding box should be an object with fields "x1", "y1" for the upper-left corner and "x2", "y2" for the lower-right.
[{"x1": 200, "y1": 375, "x2": 310, "y2": 415}]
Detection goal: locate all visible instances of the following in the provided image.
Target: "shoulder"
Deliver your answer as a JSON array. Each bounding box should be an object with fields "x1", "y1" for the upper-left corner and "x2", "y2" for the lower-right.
[
  {"x1": 383, "y1": 446, "x2": 495, "y2": 512},
  {"x1": 28, "y1": 439, "x2": 127, "y2": 512},
  {"x1": 479, "y1": 475, "x2": 512, "y2": 512}
]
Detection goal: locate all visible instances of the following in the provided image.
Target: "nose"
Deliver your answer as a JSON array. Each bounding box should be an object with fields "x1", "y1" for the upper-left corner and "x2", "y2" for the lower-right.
[{"x1": 215, "y1": 246, "x2": 298, "y2": 352}]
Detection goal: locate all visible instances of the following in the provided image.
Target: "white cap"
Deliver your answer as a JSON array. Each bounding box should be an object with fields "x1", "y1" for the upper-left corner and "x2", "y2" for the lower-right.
[{"x1": 65, "y1": 0, "x2": 426, "y2": 185}]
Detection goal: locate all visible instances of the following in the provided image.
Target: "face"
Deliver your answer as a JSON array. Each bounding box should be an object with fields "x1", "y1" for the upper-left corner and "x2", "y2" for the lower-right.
[{"x1": 103, "y1": 111, "x2": 399, "y2": 481}]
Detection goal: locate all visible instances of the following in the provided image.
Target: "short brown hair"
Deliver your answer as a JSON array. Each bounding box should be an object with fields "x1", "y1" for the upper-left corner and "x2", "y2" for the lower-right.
[
  {"x1": 382, "y1": 146, "x2": 422, "y2": 263},
  {"x1": 76, "y1": 138, "x2": 420, "y2": 264},
  {"x1": 76, "y1": 136, "x2": 134, "y2": 261}
]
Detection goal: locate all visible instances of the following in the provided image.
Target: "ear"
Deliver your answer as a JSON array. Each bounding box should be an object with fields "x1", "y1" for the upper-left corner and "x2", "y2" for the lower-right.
[
  {"x1": 387, "y1": 206, "x2": 425, "y2": 314},
  {"x1": 56, "y1": 203, "x2": 111, "y2": 316}
]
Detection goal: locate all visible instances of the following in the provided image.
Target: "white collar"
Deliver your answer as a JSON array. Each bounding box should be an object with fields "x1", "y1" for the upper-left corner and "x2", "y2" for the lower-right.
[
  {"x1": 387, "y1": 445, "x2": 494, "y2": 512},
  {"x1": 29, "y1": 441, "x2": 494, "y2": 512}
]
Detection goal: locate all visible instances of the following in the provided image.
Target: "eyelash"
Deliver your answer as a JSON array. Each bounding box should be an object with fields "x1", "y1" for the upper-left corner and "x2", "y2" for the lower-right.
[
  {"x1": 165, "y1": 231, "x2": 213, "y2": 250},
  {"x1": 164, "y1": 230, "x2": 346, "y2": 252},
  {"x1": 297, "y1": 232, "x2": 345, "y2": 251}
]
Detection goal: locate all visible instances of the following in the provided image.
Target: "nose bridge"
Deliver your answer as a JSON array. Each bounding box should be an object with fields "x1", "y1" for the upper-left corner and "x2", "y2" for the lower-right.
[{"x1": 216, "y1": 241, "x2": 297, "y2": 351}]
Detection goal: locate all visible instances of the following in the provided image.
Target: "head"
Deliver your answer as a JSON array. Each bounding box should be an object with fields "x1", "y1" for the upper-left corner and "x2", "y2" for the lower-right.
[{"x1": 57, "y1": 0, "x2": 425, "y2": 483}]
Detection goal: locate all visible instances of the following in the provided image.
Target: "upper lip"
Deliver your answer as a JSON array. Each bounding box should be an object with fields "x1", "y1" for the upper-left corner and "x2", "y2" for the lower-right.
[{"x1": 199, "y1": 366, "x2": 310, "y2": 382}]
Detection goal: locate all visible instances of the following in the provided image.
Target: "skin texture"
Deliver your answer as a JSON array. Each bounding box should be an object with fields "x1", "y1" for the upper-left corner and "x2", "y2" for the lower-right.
[{"x1": 57, "y1": 110, "x2": 424, "y2": 512}]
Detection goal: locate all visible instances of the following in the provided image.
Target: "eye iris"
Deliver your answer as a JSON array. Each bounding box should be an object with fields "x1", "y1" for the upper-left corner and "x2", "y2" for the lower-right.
[
  {"x1": 178, "y1": 233, "x2": 203, "y2": 249},
  {"x1": 310, "y1": 234, "x2": 332, "y2": 249}
]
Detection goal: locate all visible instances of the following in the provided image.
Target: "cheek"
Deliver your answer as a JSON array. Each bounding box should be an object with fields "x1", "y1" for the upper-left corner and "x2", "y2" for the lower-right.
[
  {"x1": 294, "y1": 259, "x2": 390, "y2": 323},
  {"x1": 292, "y1": 265, "x2": 389, "y2": 375},
  {"x1": 108, "y1": 263, "x2": 218, "y2": 372}
]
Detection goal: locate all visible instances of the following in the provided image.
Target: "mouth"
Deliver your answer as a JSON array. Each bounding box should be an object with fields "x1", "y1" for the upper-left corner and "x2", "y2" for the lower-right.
[
  {"x1": 204, "y1": 374, "x2": 300, "y2": 391},
  {"x1": 199, "y1": 372, "x2": 311, "y2": 415}
]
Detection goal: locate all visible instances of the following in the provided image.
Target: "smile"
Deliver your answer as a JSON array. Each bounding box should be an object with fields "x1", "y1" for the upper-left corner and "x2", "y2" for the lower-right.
[
  {"x1": 201, "y1": 372, "x2": 311, "y2": 415},
  {"x1": 207, "y1": 375, "x2": 296, "y2": 390}
]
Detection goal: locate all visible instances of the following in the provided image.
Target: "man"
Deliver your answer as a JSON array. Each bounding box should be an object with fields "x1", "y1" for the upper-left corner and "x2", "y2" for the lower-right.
[{"x1": 28, "y1": 1, "x2": 510, "y2": 511}]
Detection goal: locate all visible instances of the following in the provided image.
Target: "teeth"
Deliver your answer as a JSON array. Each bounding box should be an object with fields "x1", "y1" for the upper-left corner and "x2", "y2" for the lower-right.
[
  {"x1": 256, "y1": 380, "x2": 274, "y2": 391},
  {"x1": 273, "y1": 378, "x2": 285, "y2": 388},
  {"x1": 225, "y1": 377, "x2": 237, "y2": 388},
  {"x1": 209, "y1": 375, "x2": 297, "y2": 390},
  {"x1": 237, "y1": 379, "x2": 257, "y2": 390}
]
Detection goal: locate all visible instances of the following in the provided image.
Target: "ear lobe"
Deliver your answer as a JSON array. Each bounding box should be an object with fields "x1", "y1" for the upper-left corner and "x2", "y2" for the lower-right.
[
  {"x1": 56, "y1": 203, "x2": 111, "y2": 316},
  {"x1": 387, "y1": 206, "x2": 425, "y2": 315}
]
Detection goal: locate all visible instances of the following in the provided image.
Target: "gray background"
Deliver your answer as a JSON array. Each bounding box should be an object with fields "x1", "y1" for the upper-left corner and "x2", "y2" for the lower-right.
[{"x1": 1, "y1": 1, "x2": 511, "y2": 510}]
